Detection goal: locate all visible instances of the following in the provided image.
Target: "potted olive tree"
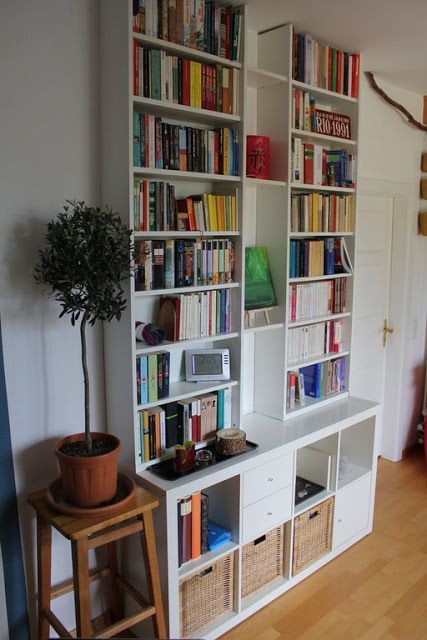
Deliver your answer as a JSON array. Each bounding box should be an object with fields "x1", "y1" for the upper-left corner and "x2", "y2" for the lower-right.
[{"x1": 35, "y1": 200, "x2": 132, "y2": 507}]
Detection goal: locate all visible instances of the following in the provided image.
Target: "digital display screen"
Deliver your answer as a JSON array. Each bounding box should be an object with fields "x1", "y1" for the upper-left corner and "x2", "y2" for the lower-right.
[{"x1": 193, "y1": 353, "x2": 223, "y2": 375}]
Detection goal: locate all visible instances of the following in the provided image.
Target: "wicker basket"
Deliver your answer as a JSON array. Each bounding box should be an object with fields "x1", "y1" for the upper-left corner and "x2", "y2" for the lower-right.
[
  {"x1": 241, "y1": 526, "x2": 284, "y2": 598},
  {"x1": 292, "y1": 497, "x2": 334, "y2": 575},
  {"x1": 179, "y1": 553, "x2": 234, "y2": 638}
]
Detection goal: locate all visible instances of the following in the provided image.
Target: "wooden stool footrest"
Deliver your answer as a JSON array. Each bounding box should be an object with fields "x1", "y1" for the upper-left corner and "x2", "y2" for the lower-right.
[
  {"x1": 51, "y1": 567, "x2": 111, "y2": 599},
  {"x1": 42, "y1": 608, "x2": 73, "y2": 638},
  {"x1": 95, "y1": 606, "x2": 156, "y2": 638}
]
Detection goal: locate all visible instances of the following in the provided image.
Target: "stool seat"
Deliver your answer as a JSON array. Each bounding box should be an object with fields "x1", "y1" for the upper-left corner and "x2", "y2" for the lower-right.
[{"x1": 28, "y1": 483, "x2": 166, "y2": 639}]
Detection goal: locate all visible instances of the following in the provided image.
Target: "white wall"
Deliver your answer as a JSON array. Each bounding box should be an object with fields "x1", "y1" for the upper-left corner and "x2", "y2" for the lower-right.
[
  {"x1": 358, "y1": 68, "x2": 427, "y2": 453},
  {"x1": 0, "y1": 1, "x2": 103, "y2": 635}
]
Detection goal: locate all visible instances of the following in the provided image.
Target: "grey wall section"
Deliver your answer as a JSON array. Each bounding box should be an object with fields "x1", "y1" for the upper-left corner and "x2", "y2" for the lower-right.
[
  {"x1": 0, "y1": 1, "x2": 103, "y2": 634},
  {"x1": 0, "y1": 321, "x2": 30, "y2": 640}
]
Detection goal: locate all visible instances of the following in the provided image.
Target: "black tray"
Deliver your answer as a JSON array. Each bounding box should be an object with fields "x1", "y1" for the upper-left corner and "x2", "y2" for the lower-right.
[
  {"x1": 295, "y1": 475, "x2": 325, "y2": 505},
  {"x1": 147, "y1": 440, "x2": 258, "y2": 481}
]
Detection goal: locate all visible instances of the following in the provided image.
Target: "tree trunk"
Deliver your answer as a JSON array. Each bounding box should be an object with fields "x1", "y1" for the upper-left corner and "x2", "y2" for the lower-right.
[{"x1": 80, "y1": 311, "x2": 92, "y2": 451}]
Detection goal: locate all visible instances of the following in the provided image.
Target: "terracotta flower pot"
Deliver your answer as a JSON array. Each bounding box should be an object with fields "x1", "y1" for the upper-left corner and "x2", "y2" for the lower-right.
[{"x1": 55, "y1": 432, "x2": 121, "y2": 508}]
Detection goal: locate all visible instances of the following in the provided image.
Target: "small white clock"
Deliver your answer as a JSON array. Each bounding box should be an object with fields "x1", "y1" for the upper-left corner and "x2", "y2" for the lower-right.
[{"x1": 185, "y1": 349, "x2": 230, "y2": 382}]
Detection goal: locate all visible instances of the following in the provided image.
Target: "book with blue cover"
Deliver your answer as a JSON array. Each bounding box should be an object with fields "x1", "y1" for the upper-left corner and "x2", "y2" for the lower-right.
[
  {"x1": 207, "y1": 521, "x2": 232, "y2": 551},
  {"x1": 300, "y1": 362, "x2": 322, "y2": 398}
]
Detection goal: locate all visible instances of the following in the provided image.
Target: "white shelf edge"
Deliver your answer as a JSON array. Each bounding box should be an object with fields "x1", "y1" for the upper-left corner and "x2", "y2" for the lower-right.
[
  {"x1": 290, "y1": 182, "x2": 355, "y2": 194},
  {"x1": 291, "y1": 128, "x2": 357, "y2": 146},
  {"x1": 289, "y1": 273, "x2": 352, "y2": 283},
  {"x1": 133, "y1": 230, "x2": 240, "y2": 238},
  {"x1": 287, "y1": 350, "x2": 350, "y2": 371},
  {"x1": 293, "y1": 489, "x2": 335, "y2": 516},
  {"x1": 137, "y1": 379, "x2": 238, "y2": 410},
  {"x1": 133, "y1": 167, "x2": 241, "y2": 182},
  {"x1": 244, "y1": 177, "x2": 287, "y2": 188},
  {"x1": 289, "y1": 231, "x2": 353, "y2": 237},
  {"x1": 291, "y1": 79, "x2": 358, "y2": 103},
  {"x1": 244, "y1": 321, "x2": 285, "y2": 334},
  {"x1": 247, "y1": 66, "x2": 288, "y2": 88},
  {"x1": 133, "y1": 32, "x2": 242, "y2": 69},
  {"x1": 178, "y1": 540, "x2": 239, "y2": 580},
  {"x1": 288, "y1": 312, "x2": 351, "y2": 328},
  {"x1": 136, "y1": 437, "x2": 216, "y2": 472},
  {"x1": 133, "y1": 95, "x2": 241, "y2": 123},
  {"x1": 285, "y1": 391, "x2": 349, "y2": 418},
  {"x1": 134, "y1": 282, "x2": 240, "y2": 296},
  {"x1": 135, "y1": 332, "x2": 240, "y2": 354},
  {"x1": 337, "y1": 464, "x2": 372, "y2": 490}
]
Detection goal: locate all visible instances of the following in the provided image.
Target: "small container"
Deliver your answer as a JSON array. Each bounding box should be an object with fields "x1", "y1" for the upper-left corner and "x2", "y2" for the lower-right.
[
  {"x1": 246, "y1": 135, "x2": 270, "y2": 179},
  {"x1": 196, "y1": 449, "x2": 213, "y2": 467}
]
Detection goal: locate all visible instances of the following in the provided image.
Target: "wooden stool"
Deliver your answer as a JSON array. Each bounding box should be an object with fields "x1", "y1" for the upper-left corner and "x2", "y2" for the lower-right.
[{"x1": 28, "y1": 484, "x2": 166, "y2": 639}]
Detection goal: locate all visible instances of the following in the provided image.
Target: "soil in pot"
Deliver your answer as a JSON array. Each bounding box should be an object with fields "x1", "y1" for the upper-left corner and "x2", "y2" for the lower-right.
[{"x1": 59, "y1": 438, "x2": 116, "y2": 457}]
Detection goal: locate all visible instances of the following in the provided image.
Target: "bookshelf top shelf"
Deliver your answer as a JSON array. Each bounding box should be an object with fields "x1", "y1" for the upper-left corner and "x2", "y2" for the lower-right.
[
  {"x1": 289, "y1": 273, "x2": 352, "y2": 284},
  {"x1": 134, "y1": 282, "x2": 240, "y2": 297},
  {"x1": 133, "y1": 32, "x2": 242, "y2": 69},
  {"x1": 137, "y1": 379, "x2": 238, "y2": 410},
  {"x1": 133, "y1": 96, "x2": 241, "y2": 125},
  {"x1": 286, "y1": 350, "x2": 350, "y2": 371},
  {"x1": 133, "y1": 231, "x2": 240, "y2": 239},
  {"x1": 133, "y1": 167, "x2": 241, "y2": 183},
  {"x1": 247, "y1": 66, "x2": 287, "y2": 88},
  {"x1": 291, "y1": 128, "x2": 357, "y2": 147},
  {"x1": 290, "y1": 183, "x2": 355, "y2": 194},
  {"x1": 291, "y1": 79, "x2": 358, "y2": 104},
  {"x1": 244, "y1": 177, "x2": 287, "y2": 188}
]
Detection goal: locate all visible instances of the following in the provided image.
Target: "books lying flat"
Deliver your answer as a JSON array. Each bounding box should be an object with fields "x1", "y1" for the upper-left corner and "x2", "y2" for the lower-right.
[{"x1": 207, "y1": 521, "x2": 232, "y2": 551}]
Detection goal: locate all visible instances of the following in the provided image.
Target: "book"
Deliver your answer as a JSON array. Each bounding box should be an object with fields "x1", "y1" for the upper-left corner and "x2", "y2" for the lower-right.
[
  {"x1": 207, "y1": 521, "x2": 232, "y2": 551},
  {"x1": 178, "y1": 496, "x2": 192, "y2": 566},
  {"x1": 200, "y1": 493, "x2": 209, "y2": 554},
  {"x1": 164, "y1": 401, "x2": 180, "y2": 448},
  {"x1": 191, "y1": 492, "x2": 201, "y2": 559}
]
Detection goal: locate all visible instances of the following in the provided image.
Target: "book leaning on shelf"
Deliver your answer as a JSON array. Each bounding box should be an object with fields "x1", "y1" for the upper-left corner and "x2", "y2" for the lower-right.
[{"x1": 133, "y1": 0, "x2": 243, "y2": 63}]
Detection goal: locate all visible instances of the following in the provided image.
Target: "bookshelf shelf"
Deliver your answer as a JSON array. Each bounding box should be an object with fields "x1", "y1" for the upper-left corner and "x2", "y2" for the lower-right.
[
  {"x1": 247, "y1": 66, "x2": 287, "y2": 88},
  {"x1": 290, "y1": 182, "x2": 355, "y2": 194},
  {"x1": 133, "y1": 167, "x2": 241, "y2": 182},
  {"x1": 337, "y1": 463, "x2": 371, "y2": 490},
  {"x1": 287, "y1": 350, "x2": 350, "y2": 371},
  {"x1": 135, "y1": 332, "x2": 240, "y2": 355},
  {"x1": 133, "y1": 230, "x2": 240, "y2": 238},
  {"x1": 291, "y1": 128, "x2": 357, "y2": 147},
  {"x1": 288, "y1": 312, "x2": 351, "y2": 328},
  {"x1": 291, "y1": 79, "x2": 358, "y2": 104},
  {"x1": 134, "y1": 282, "x2": 239, "y2": 296},
  {"x1": 293, "y1": 489, "x2": 335, "y2": 516},
  {"x1": 289, "y1": 273, "x2": 352, "y2": 284},
  {"x1": 133, "y1": 96, "x2": 241, "y2": 124},
  {"x1": 289, "y1": 232, "x2": 353, "y2": 238},
  {"x1": 244, "y1": 177, "x2": 287, "y2": 188},
  {"x1": 137, "y1": 379, "x2": 238, "y2": 410},
  {"x1": 178, "y1": 540, "x2": 239, "y2": 579},
  {"x1": 285, "y1": 390, "x2": 349, "y2": 417},
  {"x1": 133, "y1": 32, "x2": 243, "y2": 70}
]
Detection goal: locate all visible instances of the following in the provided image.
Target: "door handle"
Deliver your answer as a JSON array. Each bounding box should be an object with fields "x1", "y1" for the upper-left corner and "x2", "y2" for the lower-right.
[{"x1": 383, "y1": 318, "x2": 394, "y2": 347}]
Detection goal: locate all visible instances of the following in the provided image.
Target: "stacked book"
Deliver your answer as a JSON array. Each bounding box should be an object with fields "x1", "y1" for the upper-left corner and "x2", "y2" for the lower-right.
[
  {"x1": 291, "y1": 138, "x2": 356, "y2": 187},
  {"x1": 287, "y1": 319, "x2": 344, "y2": 364},
  {"x1": 288, "y1": 279, "x2": 348, "y2": 322},
  {"x1": 134, "y1": 238, "x2": 235, "y2": 290},
  {"x1": 290, "y1": 192, "x2": 353, "y2": 233},
  {"x1": 133, "y1": 1, "x2": 243, "y2": 62},
  {"x1": 159, "y1": 289, "x2": 232, "y2": 341},
  {"x1": 133, "y1": 44, "x2": 239, "y2": 115},
  {"x1": 133, "y1": 181, "x2": 237, "y2": 232},
  {"x1": 136, "y1": 350, "x2": 170, "y2": 404},
  {"x1": 133, "y1": 113, "x2": 239, "y2": 176}
]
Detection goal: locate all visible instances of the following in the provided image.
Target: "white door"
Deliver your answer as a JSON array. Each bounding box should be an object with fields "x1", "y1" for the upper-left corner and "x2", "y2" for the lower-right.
[{"x1": 350, "y1": 194, "x2": 393, "y2": 455}]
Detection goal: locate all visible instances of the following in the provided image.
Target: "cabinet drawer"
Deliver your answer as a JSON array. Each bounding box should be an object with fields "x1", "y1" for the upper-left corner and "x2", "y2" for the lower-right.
[
  {"x1": 243, "y1": 453, "x2": 293, "y2": 506},
  {"x1": 242, "y1": 485, "x2": 293, "y2": 543},
  {"x1": 333, "y1": 474, "x2": 372, "y2": 549}
]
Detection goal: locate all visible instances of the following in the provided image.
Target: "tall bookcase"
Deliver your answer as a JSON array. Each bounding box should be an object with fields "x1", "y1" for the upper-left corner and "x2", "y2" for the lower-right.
[
  {"x1": 100, "y1": 6, "x2": 376, "y2": 640},
  {"x1": 241, "y1": 24, "x2": 359, "y2": 426}
]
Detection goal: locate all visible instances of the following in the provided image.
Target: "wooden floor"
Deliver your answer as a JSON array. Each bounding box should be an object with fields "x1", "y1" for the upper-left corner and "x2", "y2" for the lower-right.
[{"x1": 222, "y1": 448, "x2": 427, "y2": 640}]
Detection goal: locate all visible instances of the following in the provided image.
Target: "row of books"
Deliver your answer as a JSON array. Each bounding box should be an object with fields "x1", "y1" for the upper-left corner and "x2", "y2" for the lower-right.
[
  {"x1": 287, "y1": 356, "x2": 347, "y2": 408},
  {"x1": 292, "y1": 33, "x2": 360, "y2": 98},
  {"x1": 288, "y1": 279, "x2": 348, "y2": 322},
  {"x1": 133, "y1": 113, "x2": 239, "y2": 175},
  {"x1": 291, "y1": 139, "x2": 356, "y2": 188},
  {"x1": 290, "y1": 192, "x2": 353, "y2": 233},
  {"x1": 292, "y1": 89, "x2": 351, "y2": 138},
  {"x1": 136, "y1": 350, "x2": 170, "y2": 404},
  {"x1": 289, "y1": 237, "x2": 353, "y2": 279},
  {"x1": 133, "y1": 0, "x2": 243, "y2": 62},
  {"x1": 133, "y1": 180, "x2": 237, "y2": 232},
  {"x1": 177, "y1": 492, "x2": 209, "y2": 566},
  {"x1": 158, "y1": 289, "x2": 232, "y2": 341},
  {"x1": 137, "y1": 389, "x2": 232, "y2": 460},
  {"x1": 287, "y1": 319, "x2": 344, "y2": 365},
  {"x1": 133, "y1": 43, "x2": 239, "y2": 115},
  {"x1": 135, "y1": 238, "x2": 235, "y2": 290}
]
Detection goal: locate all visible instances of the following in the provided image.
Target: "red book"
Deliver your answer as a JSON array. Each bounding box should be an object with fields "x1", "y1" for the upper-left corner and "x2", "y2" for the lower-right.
[
  {"x1": 175, "y1": 198, "x2": 190, "y2": 230},
  {"x1": 186, "y1": 197, "x2": 197, "y2": 231},
  {"x1": 303, "y1": 143, "x2": 314, "y2": 184},
  {"x1": 178, "y1": 496, "x2": 192, "y2": 566}
]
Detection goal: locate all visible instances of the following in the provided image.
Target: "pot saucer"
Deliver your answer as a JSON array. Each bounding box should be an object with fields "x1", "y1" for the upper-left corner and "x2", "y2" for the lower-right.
[{"x1": 46, "y1": 473, "x2": 136, "y2": 517}]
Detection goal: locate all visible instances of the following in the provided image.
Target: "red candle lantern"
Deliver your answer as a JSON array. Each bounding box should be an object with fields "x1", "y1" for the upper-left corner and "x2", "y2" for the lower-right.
[{"x1": 246, "y1": 135, "x2": 270, "y2": 179}]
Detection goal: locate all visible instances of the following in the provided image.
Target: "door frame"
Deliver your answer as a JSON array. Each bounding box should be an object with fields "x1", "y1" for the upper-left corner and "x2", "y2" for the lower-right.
[{"x1": 355, "y1": 177, "x2": 412, "y2": 461}]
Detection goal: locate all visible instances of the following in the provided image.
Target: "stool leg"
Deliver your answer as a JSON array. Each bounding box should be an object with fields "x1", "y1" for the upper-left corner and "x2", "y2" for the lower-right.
[
  {"x1": 139, "y1": 511, "x2": 166, "y2": 639},
  {"x1": 106, "y1": 541, "x2": 123, "y2": 622},
  {"x1": 71, "y1": 537, "x2": 92, "y2": 638},
  {"x1": 37, "y1": 515, "x2": 52, "y2": 640}
]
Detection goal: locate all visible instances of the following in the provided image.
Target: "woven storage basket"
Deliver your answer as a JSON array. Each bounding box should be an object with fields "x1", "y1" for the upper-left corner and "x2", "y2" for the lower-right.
[
  {"x1": 241, "y1": 526, "x2": 284, "y2": 598},
  {"x1": 179, "y1": 553, "x2": 234, "y2": 638},
  {"x1": 292, "y1": 497, "x2": 334, "y2": 575}
]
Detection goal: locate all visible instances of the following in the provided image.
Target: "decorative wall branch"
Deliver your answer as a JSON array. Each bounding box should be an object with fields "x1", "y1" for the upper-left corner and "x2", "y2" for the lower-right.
[{"x1": 365, "y1": 71, "x2": 427, "y2": 132}]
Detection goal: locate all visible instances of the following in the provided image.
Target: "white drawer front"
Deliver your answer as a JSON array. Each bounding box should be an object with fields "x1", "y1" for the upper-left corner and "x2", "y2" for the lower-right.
[
  {"x1": 243, "y1": 453, "x2": 293, "y2": 506},
  {"x1": 333, "y1": 474, "x2": 372, "y2": 549},
  {"x1": 242, "y1": 485, "x2": 293, "y2": 543}
]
